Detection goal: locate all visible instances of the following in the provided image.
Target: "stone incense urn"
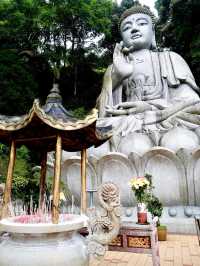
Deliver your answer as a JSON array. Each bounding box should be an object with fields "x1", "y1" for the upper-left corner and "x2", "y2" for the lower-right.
[
  {"x1": 0, "y1": 214, "x2": 88, "y2": 266},
  {"x1": 0, "y1": 182, "x2": 121, "y2": 266}
]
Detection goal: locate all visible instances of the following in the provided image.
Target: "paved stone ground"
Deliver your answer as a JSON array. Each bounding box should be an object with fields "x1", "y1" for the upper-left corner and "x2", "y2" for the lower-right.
[{"x1": 90, "y1": 234, "x2": 200, "y2": 266}]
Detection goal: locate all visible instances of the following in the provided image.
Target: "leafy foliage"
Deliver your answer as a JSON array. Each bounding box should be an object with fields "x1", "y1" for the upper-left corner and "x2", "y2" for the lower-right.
[
  {"x1": 0, "y1": 145, "x2": 33, "y2": 202},
  {"x1": 0, "y1": 0, "x2": 113, "y2": 115},
  {"x1": 0, "y1": 0, "x2": 42, "y2": 51},
  {"x1": 0, "y1": 143, "x2": 69, "y2": 207},
  {"x1": 72, "y1": 107, "x2": 88, "y2": 119},
  {"x1": 155, "y1": 0, "x2": 171, "y2": 25},
  {"x1": 147, "y1": 195, "x2": 163, "y2": 226},
  {"x1": 155, "y1": 0, "x2": 200, "y2": 85},
  {"x1": 0, "y1": 49, "x2": 41, "y2": 115},
  {"x1": 37, "y1": 0, "x2": 113, "y2": 69}
]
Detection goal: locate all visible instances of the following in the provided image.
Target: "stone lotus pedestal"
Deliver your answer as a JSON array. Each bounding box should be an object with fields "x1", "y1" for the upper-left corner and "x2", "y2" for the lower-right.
[
  {"x1": 57, "y1": 142, "x2": 200, "y2": 234},
  {"x1": 0, "y1": 215, "x2": 89, "y2": 266}
]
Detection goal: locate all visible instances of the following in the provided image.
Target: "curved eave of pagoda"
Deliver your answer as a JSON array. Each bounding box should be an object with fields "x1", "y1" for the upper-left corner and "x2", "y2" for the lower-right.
[
  {"x1": 0, "y1": 99, "x2": 98, "y2": 132},
  {"x1": 0, "y1": 100, "x2": 112, "y2": 151},
  {"x1": 94, "y1": 126, "x2": 113, "y2": 147}
]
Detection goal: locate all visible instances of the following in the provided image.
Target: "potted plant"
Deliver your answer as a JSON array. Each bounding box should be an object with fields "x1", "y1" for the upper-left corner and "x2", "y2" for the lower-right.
[
  {"x1": 129, "y1": 174, "x2": 153, "y2": 224},
  {"x1": 147, "y1": 195, "x2": 167, "y2": 241}
]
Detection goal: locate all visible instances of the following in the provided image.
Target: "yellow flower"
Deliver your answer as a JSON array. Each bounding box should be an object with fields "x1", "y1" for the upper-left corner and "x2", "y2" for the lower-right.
[
  {"x1": 129, "y1": 176, "x2": 150, "y2": 190},
  {"x1": 129, "y1": 179, "x2": 134, "y2": 186},
  {"x1": 129, "y1": 178, "x2": 137, "y2": 187}
]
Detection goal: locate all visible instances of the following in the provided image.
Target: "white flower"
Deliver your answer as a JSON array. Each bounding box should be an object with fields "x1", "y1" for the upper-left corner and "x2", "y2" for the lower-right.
[{"x1": 60, "y1": 192, "x2": 66, "y2": 201}]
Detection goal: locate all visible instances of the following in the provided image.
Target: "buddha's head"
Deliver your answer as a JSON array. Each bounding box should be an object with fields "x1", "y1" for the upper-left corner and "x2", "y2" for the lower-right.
[{"x1": 119, "y1": 5, "x2": 157, "y2": 51}]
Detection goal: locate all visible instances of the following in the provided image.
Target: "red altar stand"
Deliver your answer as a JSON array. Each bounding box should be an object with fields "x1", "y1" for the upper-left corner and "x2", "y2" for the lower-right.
[{"x1": 109, "y1": 221, "x2": 160, "y2": 266}]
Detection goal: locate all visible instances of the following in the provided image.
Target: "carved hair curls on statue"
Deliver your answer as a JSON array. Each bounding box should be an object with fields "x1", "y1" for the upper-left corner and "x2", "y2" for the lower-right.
[{"x1": 119, "y1": 5, "x2": 157, "y2": 29}]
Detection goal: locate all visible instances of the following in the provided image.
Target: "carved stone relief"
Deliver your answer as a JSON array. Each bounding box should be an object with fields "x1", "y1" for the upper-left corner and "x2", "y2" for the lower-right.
[
  {"x1": 61, "y1": 157, "x2": 97, "y2": 204},
  {"x1": 188, "y1": 149, "x2": 200, "y2": 205},
  {"x1": 48, "y1": 146, "x2": 200, "y2": 208},
  {"x1": 142, "y1": 148, "x2": 187, "y2": 205},
  {"x1": 96, "y1": 153, "x2": 136, "y2": 206}
]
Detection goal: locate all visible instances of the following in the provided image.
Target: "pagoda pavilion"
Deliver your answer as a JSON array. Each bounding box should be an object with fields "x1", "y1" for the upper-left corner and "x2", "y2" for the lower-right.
[{"x1": 0, "y1": 84, "x2": 112, "y2": 223}]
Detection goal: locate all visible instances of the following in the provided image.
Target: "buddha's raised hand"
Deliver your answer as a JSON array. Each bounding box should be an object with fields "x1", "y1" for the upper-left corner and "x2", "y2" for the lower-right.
[{"x1": 112, "y1": 43, "x2": 133, "y2": 88}]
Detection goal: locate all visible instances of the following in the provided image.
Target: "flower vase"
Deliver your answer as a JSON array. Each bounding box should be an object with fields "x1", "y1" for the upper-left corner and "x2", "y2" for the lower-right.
[{"x1": 137, "y1": 202, "x2": 147, "y2": 224}]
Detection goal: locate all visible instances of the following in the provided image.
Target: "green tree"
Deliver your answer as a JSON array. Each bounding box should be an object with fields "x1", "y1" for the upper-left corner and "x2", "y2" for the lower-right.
[
  {"x1": 0, "y1": 145, "x2": 33, "y2": 202},
  {"x1": 155, "y1": 0, "x2": 171, "y2": 25},
  {"x1": 0, "y1": 0, "x2": 42, "y2": 51},
  {"x1": 0, "y1": 0, "x2": 53, "y2": 115},
  {"x1": 0, "y1": 145, "x2": 60, "y2": 206},
  {"x1": 0, "y1": 49, "x2": 38, "y2": 115},
  {"x1": 155, "y1": 0, "x2": 200, "y2": 85},
  {"x1": 0, "y1": 0, "x2": 114, "y2": 113}
]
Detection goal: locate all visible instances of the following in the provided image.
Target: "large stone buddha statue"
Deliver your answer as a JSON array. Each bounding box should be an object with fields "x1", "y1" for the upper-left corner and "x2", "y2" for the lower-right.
[
  {"x1": 59, "y1": 6, "x2": 200, "y2": 225},
  {"x1": 96, "y1": 5, "x2": 200, "y2": 153}
]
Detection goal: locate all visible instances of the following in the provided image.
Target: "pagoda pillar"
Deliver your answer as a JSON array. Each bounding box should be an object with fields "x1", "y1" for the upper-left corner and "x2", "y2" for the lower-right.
[
  {"x1": 52, "y1": 135, "x2": 62, "y2": 224},
  {"x1": 81, "y1": 148, "x2": 87, "y2": 214},
  {"x1": 39, "y1": 151, "x2": 47, "y2": 212},
  {"x1": 1, "y1": 140, "x2": 16, "y2": 219}
]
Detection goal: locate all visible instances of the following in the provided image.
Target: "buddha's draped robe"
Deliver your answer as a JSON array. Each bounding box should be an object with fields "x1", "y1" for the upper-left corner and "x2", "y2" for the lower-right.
[{"x1": 97, "y1": 50, "x2": 200, "y2": 135}]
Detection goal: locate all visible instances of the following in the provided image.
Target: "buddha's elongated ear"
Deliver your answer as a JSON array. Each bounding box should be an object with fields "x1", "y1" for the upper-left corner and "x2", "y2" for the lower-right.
[{"x1": 151, "y1": 29, "x2": 157, "y2": 50}]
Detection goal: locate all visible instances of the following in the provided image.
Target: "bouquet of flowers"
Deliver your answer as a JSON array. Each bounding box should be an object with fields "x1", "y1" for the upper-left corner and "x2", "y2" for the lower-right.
[{"x1": 129, "y1": 174, "x2": 152, "y2": 203}]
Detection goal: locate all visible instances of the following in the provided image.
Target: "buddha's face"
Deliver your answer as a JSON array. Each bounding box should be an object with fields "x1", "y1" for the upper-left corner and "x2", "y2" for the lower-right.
[{"x1": 120, "y1": 13, "x2": 154, "y2": 51}]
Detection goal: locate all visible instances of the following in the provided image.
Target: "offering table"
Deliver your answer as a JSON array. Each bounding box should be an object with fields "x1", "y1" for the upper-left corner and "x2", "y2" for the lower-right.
[{"x1": 109, "y1": 222, "x2": 160, "y2": 266}]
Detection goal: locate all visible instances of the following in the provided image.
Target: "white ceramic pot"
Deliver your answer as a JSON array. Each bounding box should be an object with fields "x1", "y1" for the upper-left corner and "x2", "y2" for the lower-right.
[{"x1": 0, "y1": 215, "x2": 89, "y2": 266}]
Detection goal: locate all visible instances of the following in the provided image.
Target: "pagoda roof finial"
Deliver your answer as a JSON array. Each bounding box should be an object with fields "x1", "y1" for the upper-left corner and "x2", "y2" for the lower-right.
[{"x1": 45, "y1": 83, "x2": 62, "y2": 104}]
